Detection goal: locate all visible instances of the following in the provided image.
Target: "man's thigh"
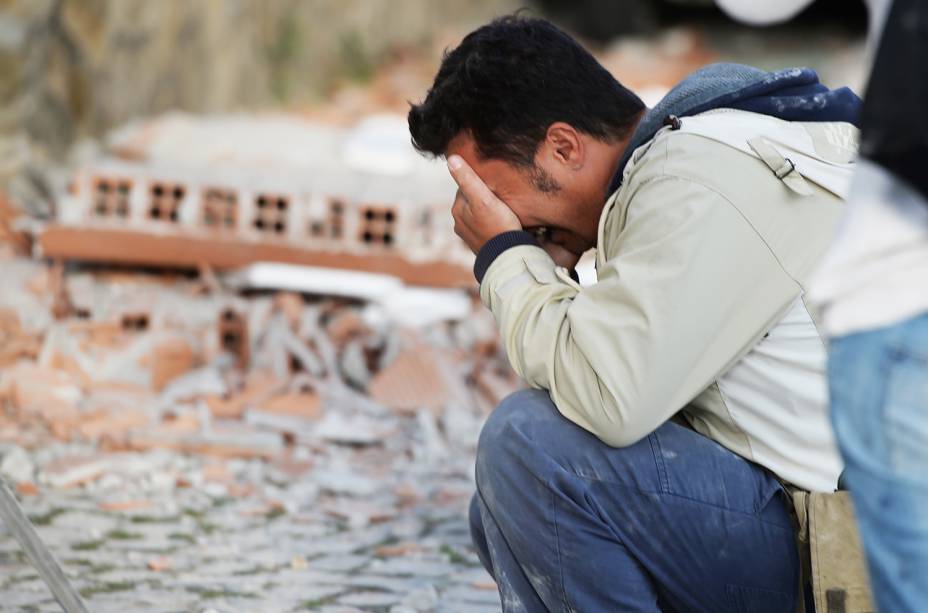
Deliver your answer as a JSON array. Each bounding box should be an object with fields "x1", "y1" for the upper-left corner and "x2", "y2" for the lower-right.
[{"x1": 476, "y1": 389, "x2": 798, "y2": 612}]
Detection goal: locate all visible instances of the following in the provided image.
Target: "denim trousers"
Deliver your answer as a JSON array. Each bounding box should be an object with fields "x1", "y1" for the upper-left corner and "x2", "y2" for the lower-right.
[
  {"x1": 469, "y1": 389, "x2": 798, "y2": 612},
  {"x1": 828, "y1": 313, "x2": 928, "y2": 613}
]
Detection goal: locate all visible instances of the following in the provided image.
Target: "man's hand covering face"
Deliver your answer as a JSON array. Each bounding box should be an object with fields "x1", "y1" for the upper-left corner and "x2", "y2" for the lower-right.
[
  {"x1": 447, "y1": 154, "x2": 587, "y2": 272},
  {"x1": 447, "y1": 154, "x2": 522, "y2": 253}
]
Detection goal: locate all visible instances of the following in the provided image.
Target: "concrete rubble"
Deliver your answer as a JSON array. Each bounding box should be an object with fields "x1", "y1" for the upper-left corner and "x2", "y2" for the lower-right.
[
  {"x1": 0, "y1": 253, "x2": 521, "y2": 612},
  {"x1": 34, "y1": 114, "x2": 476, "y2": 288}
]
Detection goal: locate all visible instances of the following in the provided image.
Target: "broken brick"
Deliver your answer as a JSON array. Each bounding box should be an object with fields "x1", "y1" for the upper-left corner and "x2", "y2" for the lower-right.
[
  {"x1": 375, "y1": 542, "x2": 424, "y2": 557},
  {"x1": 204, "y1": 372, "x2": 284, "y2": 419},
  {"x1": 39, "y1": 454, "x2": 115, "y2": 489},
  {"x1": 273, "y1": 291, "x2": 305, "y2": 329},
  {"x1": 77, "y1": 408, "x2": 148, "y2": 442},
  {"x1": 69, "y1": 320, "x2": 127, "y2": 351},
  {"x1": 0, "y1": 334, "x2": 42, "y2": 368},
  {"x1": 226, "y1": 482, "x2": 256, "y2": 498},
  {"x1": 48, "y1": 261, "x2": 75, "y2": 320},
  {"x1": 159, "y1": 412, "x2": 200, "y2": 434},
  {"x1": 325, "y1": 309, "x2": 368, "y2": 348},
  {"x1": 129, "y1": 424, "x2": 282, "y2": 459},
  {"x1": 147, "y1": 556, "x2": 172, "y2": 572},
  {"x1": 0, "y1": 192, "x2": 30, "y2": 255},
  {"x1": 201, "y1": 462, "x2": 234, "y2": 484},
  {"x1": 368, "y1": 344, "x2": 458, "y2": 414},
  {"x1": 44, "y1": 349, "x2": 90, "y2": 384},
  {"x1": 268, "y1": 453, "x2": 314, "y2": 479},
  {"x1": 150, "y1": 336, "x2": 197, "y2": 391},
  {"x1": 244, "y1": 390, "x2": 324, "y2": 437},
  {"x1": 2, "y1": 363, "x2": 84, "y2": 437},
  {"x1": 15, "y1": 481, "x2": 39, "y2": 497},
  {"x1": 98, "y1": 499, "x2": 153, "y2": 512},
  {"x1": 261, "y1": 391, "x2": 322, "y2": 419}
]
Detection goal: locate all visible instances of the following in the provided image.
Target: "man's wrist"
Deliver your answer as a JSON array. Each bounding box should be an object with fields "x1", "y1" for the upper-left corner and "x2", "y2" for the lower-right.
[{"x1": 473, "y1": 230, "x2": 540, "y2": 283}]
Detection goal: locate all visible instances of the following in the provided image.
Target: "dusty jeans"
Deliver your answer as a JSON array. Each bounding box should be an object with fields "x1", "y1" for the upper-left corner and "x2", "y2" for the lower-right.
[
  {"x1": 828, "y1": 313, "x2": 928, "y2": 613},
  {"x1": 469, "y1": 389, "x2": 798, "y2": 612}
]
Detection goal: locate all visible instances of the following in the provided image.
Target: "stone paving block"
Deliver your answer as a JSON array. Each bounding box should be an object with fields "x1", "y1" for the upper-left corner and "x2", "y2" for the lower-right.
[
  {"x1": 344, "y1": 574, "x2": 429, "y2": 594},
  {"x1": 338, "y1": 589, "x2": 404, "y2": 607},
  {"x1": 307, "y1": 554, "x2": 370, "y2": 573},
  {"x1": 265, "y1": 583, "x2": 345, "y2": 601},
  {"x1": 440, "y1": 584, "x2": 504, "y2": 605},
  {"x1": 435, "y1": 603, "x2": 498, "y2": 613},
  {"x1": 0, "y1": 587, "x2": 56, "y2": 607},
  {"x1": 316, "y1": 606, "x2": 366, "y2": 613},
  {"x1": 368, "y1": 557, "x2": 458, "y2": 578}
]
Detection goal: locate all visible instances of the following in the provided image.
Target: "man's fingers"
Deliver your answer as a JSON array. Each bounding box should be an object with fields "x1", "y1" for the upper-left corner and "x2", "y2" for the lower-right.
[
  {"x1": 447, "y1": 155, "x2": 499, "y2": 207},
  {"x1": 452, "y1": 187, "x2": 468, "y2": 211},
  {"x1": 451, "y1": 190, "x2": 468, "y2": 223},
  {"x1": 450, "y1": 190, "x2": 473, "y2": 242},
  {"x1": 446, "y1": 155, "x2": 523, "y2": 254}
]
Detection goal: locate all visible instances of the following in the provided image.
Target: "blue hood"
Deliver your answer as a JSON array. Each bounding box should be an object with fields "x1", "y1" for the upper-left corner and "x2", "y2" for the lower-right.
[{"x1": 610, "y1": 63, "x2": 862, "y2": 193}]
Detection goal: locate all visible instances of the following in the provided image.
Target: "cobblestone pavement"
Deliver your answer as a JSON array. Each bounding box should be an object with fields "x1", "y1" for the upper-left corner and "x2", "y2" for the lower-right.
[{"x1": 0, "y1": 420, "x2": 499, "y2": 613}]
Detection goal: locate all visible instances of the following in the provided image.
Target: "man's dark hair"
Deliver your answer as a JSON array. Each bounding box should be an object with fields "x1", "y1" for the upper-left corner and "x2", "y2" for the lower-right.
[{"x1": 408, "y1": 15, "x2": 644, "y2": 169}]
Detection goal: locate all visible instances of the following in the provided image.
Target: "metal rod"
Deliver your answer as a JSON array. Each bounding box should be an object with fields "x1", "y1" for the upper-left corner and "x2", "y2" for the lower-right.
[{"x1": 0, "y1": 478, "x2": 90, "y2": 613}]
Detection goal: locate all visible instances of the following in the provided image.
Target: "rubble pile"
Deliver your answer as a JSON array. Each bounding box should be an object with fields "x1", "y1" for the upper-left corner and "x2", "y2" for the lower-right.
[{"x1": 0, "y1": 255, "x2": 519, "y2": 612}]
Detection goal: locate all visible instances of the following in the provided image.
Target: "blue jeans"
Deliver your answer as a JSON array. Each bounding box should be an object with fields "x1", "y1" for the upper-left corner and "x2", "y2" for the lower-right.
[
  {"x1": 828, "y1": 313, "x2": 928, "y2": 613},
  {"x1": 469, "y1": 390, "x2": 798, "y2": 612}
]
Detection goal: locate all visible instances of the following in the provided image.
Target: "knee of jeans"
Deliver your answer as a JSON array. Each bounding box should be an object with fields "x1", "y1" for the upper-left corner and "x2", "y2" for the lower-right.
[
  {"x1": 476, "y1": 389, "x2": 553, "y2": 489},
  {"x1": 478, "y1": 389, "x2": 546, "y2": 456}
]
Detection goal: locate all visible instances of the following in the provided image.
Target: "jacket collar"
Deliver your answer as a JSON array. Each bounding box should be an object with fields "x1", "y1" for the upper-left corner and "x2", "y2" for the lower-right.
[{"x1": 610, "y1": 63, "x2": 862, "y2": 193}]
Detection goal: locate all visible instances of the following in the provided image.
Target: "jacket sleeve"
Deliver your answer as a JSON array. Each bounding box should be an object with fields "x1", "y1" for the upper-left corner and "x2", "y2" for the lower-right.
[{"x1": 479, "y1": 175, "x2": 795, "y2": 447}]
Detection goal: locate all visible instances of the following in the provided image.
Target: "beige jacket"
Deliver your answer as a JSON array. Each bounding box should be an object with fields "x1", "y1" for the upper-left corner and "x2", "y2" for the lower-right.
[{"x1": 480, "y1": 109, "x2": 859, "y2": 491}]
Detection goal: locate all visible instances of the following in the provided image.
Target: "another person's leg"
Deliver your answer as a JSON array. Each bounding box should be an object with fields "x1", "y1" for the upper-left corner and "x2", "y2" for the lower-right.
[
  {"x1": 828, "y1": 313, "x2": 928, "y2": 613},
  {"x1": 469, "y1": 389, "x2": 797, "y2": 613}
]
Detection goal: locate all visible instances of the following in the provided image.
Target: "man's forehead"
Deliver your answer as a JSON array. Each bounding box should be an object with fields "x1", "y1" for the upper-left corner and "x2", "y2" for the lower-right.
[
  {"x1": 445, "y1": 131, "x2": 480, "y2": 165},
  {"x1": 445, "y1": 133, "x2": 519, "y2": 194}
]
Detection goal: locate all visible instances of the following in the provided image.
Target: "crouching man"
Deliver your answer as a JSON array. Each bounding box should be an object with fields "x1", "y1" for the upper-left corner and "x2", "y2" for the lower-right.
[{"x1": 409, "y1": 16, "x2": 861, "y2": 612}]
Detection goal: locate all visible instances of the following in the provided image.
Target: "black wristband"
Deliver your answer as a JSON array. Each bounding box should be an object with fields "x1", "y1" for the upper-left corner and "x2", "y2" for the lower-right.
[{"x1": 473, "y1": 230, "x2": 540, "y2": 283}]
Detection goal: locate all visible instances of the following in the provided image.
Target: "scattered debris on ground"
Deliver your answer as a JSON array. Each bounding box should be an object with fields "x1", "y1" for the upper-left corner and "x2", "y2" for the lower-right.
[{"x1": 0, "y1": 254, "x2": 518, "y2": 612}]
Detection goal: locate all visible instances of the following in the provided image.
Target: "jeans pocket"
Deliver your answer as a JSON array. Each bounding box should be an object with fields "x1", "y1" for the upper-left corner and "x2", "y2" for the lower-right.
[
  {"x1": 754, "y1": 481, "x2": 791, "y2": 527},
  {"x1": 726, "y1": 584, "x2": 792, "y2": 613}
]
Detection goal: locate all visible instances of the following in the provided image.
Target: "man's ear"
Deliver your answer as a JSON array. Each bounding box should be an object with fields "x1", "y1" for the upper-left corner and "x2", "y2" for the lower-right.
[{"x1": 545, "y1": 122, "x2": 584, "y2": 170}]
